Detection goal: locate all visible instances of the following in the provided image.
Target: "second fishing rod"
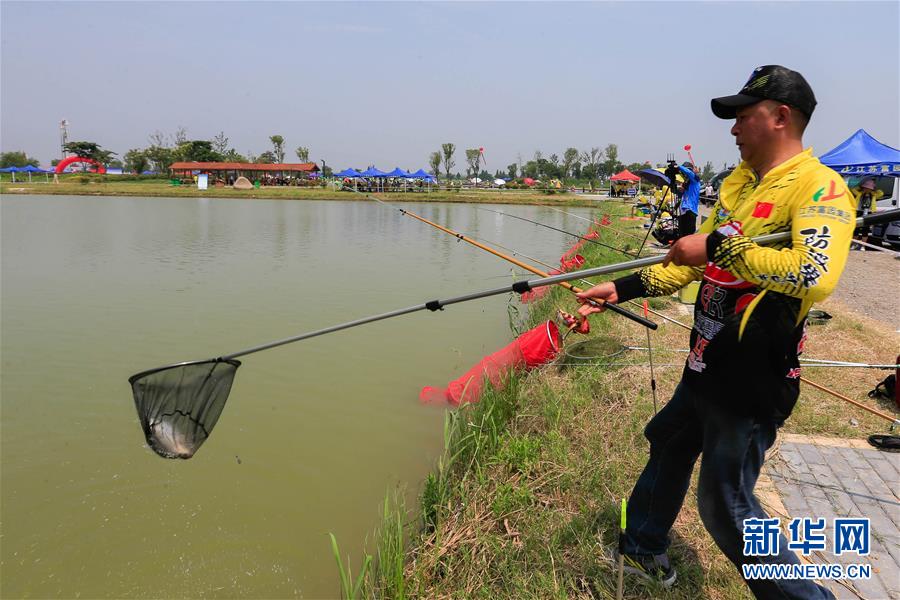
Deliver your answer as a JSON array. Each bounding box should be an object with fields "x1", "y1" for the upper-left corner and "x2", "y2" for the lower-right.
[{"x1": 360, "y1": 192, "x2": 658, "y2": 330}]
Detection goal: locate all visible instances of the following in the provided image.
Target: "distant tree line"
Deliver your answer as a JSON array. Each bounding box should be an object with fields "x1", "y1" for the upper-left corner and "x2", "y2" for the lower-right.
[
  {"x1": 4, "y1": 133, "x2": 719, "y2": 184},
  {"x1": 0, "y1": 151, "x2": 41, "y2": 168},
  {"x1": 23, "y1": 128, "x2": 323, "y2": 175},
  {"x1": 427, "y1": 143, "x2": 719, "y2": 188}
]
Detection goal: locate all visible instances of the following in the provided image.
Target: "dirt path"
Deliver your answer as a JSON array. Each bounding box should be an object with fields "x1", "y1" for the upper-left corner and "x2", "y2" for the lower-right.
[{"x1": 830, "y1": 249, "x2": 900, "y2": 331}]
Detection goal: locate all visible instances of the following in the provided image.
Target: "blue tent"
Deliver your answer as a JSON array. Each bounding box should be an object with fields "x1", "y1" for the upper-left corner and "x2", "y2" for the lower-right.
[
  {"x1": 3, "y1": 164, "x2": 47, "y2": 182},
  {"x1": 820, "y1": 129, "x2": 900, "y2": 177},
  {"x1": 360, "y1": 166, "x2": 387, "y2": 177},
  {"x1": 335, "y1": 168, "x2": 362, "y2": 178},
  {"x1": 409, "y1": 169, "x2": 437, "y2": 183},
  {"x1": 1, "y1": 165, "x2": 22, "y2": 181},
  {"x1": 385, "y1": 167, "x2": 410, "y2": 177}
]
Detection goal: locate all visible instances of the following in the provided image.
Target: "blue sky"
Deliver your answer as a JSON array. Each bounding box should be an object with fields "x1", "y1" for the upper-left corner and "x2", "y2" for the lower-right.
[{"x1": 2, "y1": 1, "x2": 897, "y2": 172}]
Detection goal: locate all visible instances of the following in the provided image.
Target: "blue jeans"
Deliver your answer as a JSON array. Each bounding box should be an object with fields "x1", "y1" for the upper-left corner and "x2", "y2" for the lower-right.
[{"x1": 622, "y1": 383, "x2": 835, "y2": 600}]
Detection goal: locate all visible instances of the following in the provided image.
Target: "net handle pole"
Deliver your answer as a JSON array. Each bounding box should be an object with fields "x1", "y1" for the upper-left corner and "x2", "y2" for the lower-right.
[
  {"x1": 220, "y1": 282, "x2": 528, "y2": 361},
  {"x1": 218, "y1": 209, "x2": 899, "y2": 362}
]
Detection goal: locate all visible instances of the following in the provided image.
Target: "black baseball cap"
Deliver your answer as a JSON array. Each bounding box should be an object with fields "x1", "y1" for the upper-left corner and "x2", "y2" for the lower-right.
[{"x1": 711, "y1": 65, "x2": 817, "y2": 119}]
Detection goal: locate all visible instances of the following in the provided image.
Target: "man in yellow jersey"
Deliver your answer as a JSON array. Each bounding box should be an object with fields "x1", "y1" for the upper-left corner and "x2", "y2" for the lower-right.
[{"x1": 577, "y1": 65, "x2": 853, "y2": 599}]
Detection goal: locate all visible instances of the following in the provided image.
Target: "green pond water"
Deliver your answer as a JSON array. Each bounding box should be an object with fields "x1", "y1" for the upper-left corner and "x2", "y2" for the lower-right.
[{"x1": 0, "y1": 194, "x2": 599, "y2": 598}]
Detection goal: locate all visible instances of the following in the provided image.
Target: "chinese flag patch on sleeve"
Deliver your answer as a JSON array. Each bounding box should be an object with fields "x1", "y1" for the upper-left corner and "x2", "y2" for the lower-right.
[{"x1": 752, "y1": 202, "x2": 774, "y2": 218}]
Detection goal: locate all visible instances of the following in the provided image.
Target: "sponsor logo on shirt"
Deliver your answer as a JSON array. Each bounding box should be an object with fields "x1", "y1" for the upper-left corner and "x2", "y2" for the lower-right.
[{"x1": 812, "y1": 181, "x2": 845, "y2": 203}]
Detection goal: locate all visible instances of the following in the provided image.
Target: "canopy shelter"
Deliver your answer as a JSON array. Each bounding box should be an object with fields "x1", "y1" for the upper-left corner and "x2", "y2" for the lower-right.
[
  {"x1": 20, "y1": 164, "x2": 50, "y2": 182},
  {"x1": 610, "y1": 169, "x2": 641, "y2": 182},
  {"x1": 409, "y1": 168, "x2": 436, "y2": 182},
  {"x1": 609, "y1": 169, "x2": 641, "y2": 198},
  {"x1": 335, "y1": 166, "x2": 436, "y2": 191},
  {"x1": 169, "y1": 162, "x2": 320, "y2": 185},
  {"x1": 385, "y1": 167, "x2": 413, "y2": 192},
  {"x1": 0, "y1": 165, "x2": 47, "y2": 182},
  {"x1": 0, "y1": 166, "x2": 19, "y2": 182},
  {"x1": 356, "y1": 166, "x2": 387, "y2": 191},
  {"x1": 820, "y1": 129, "x2": 900, "y2": 177}
]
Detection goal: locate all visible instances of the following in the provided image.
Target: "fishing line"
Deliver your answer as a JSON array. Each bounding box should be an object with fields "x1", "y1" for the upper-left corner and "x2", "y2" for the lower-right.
[
  {"x1": 642, "y1": 301, "x2": 659, "y2": 414},
  {"x1": 473, "y1": 205, "x2": 639, "y2": 258},
  {"x1": 546, "y1": 207, "x2": 647, "y2": 242},
  {"x1": 360, "y1": 193, "x2": 656, "y2": 329}
]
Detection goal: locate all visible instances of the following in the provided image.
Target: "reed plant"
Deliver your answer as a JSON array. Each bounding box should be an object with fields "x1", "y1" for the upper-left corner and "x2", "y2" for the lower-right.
[
  {"x1": 373, "y1": 491, "x2": 407, "y2": 600},
  {"x1": 329, "y1": 533, "x2": 372, "y2": 600}
]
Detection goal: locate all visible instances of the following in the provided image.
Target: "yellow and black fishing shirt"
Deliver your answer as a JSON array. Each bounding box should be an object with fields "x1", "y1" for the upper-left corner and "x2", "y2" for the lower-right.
[{"x1": 614, "y1": 149, "x2": 855, "y2": 420}]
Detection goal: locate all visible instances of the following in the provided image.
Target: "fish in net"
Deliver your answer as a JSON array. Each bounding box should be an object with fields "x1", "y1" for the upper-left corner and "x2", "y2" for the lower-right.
[{"x1": 129, "y1": 359, "x2": 240, "y2": 459}]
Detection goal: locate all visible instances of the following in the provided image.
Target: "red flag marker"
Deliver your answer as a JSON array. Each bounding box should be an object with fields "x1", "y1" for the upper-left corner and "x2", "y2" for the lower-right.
[{"x1": 683, "y1": 144, "x2": 697, "y2": 166}]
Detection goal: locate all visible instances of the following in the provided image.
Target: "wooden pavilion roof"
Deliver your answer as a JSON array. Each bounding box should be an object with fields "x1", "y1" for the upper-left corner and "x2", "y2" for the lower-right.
[{"x1": 169, "y1": 162, "x2": 320, "y2": 172}]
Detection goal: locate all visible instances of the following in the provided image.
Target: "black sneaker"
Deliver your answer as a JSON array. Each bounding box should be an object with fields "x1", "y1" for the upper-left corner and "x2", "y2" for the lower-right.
[{"x1": 618, "y1": 550, "x2": 677, "y2": 588}]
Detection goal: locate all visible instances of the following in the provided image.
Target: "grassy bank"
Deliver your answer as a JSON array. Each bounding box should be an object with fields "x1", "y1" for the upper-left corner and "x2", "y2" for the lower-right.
[
  {"x1": 0, "y1": 179, "x2": 616, "y2": 207},
  {"x1": 349, "y1": 204, "x2": 898, "y2": 599}
]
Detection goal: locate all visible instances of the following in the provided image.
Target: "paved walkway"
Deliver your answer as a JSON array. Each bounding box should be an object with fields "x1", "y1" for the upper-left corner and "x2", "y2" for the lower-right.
[{"x1": 759, "y1": 433, "x2": 900, "y2": 599}]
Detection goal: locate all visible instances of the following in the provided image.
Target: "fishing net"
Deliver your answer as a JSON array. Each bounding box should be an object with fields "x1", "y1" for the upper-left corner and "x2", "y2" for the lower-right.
[
  {"x1": 559, "y1": 336, "x2": 626, "y2": 368},
  {"x1": 420, "y1": 320, "x2": 561, "y2": 406},
  {"x1": 129, "y1": 359, "x2": 241, "y2": 459}
]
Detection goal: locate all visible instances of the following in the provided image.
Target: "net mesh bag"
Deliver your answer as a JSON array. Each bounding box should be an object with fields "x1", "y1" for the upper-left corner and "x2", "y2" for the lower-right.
[
  {"x1": 420, "y1": 320, "x2": 560, "y2": 406},
  {"x1": 129, "y1": 359, "x2": 241, "y2": 459}
]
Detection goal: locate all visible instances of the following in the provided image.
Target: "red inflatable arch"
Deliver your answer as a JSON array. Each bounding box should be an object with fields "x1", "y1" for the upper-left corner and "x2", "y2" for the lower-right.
[{"x1": 55, "y1": 156, "x2": 106, "y2": 174}]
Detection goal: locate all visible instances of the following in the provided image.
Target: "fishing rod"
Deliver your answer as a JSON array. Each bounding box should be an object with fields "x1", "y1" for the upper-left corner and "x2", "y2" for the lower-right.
[
  {"x1": 473, "y1": 205, "x2": 640, "y2": 258},
  {"x1": 129, "y1": 209, "x2": 900, "y2": 458},
  {"x1": 463, "y1": 234, "x2": 747, "y2": 331},
  {"x1": 613, "y1": 285, "x2": 900, "y2": 427},
  {"x1": 801, "y1": 358, "x2": 900, "y2": 369},
  {"x1": 362, "y1": 194, "x2": 657, "y2": 330},
  {"x1": 611, "y1": 348, "x2": 897, "y2": 369},
  {"x1": 443, "y1": 230, "x2": 682, "y2": 329}
]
